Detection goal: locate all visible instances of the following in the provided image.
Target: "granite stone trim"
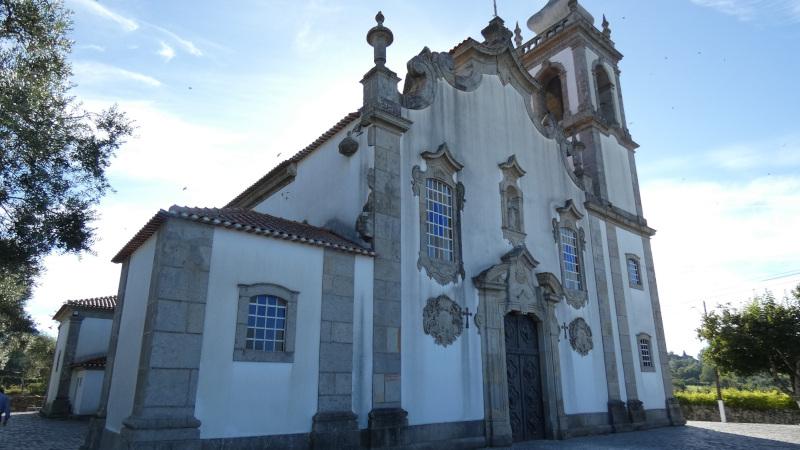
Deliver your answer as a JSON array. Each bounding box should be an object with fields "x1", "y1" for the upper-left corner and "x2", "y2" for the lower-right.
[
  {"x1": 625, "y1": 253, "x2": 644, "y2": 290},
  {"x1": 641, "y1": 236, "x2": 685, "y2": 425},
  {"x1": 564, "y1": 412, "x2": 613, "y2": 438},
  {"x1": 81, "y1": 261, "x2": 129, "y2": 449},
  {"x1": 201, "y1": 432, "x2": 310, "y2": 449},
  {"x1": 42, "y1": 315, "x2": 83, "y2": 417},
  {"x1": 605, "y1": 222, "x2": 639, "y2": 402},
  {"x1": 411, "y1": 143, "x2": 466, "y2": 285},
  {"x1": 635, "y1": 333, "x2": 656, "y2": 373},
  {"x1": 233, "y1": 283, "x2": 299, "y2": 363},
  {"x1": 120, "y1": 218, "x2": 213, "y2": 448},
  {"x1": 585, "y1": 197, "x2": 655, "y2": 237},
  {"x1": 587, "y1": 216, "x2": 621, "y2": 402}
]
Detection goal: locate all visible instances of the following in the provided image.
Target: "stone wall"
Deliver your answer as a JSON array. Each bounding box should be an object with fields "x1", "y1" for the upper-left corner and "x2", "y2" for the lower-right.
[
  {"x1": 681, "y1": 404, "x2": 800, "y2": 425},
  {"x1": 10, "y1": 395, "x2": 44, "y2": 412}
]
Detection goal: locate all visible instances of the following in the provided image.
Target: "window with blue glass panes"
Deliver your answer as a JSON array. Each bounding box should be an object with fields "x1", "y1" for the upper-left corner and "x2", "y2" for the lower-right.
[
  {"x1": 425, "y1": 178, "x2": 454, "y2": 261},
  {"x1": 246, "y1": 295, "x2": 287, "y2": 352}
]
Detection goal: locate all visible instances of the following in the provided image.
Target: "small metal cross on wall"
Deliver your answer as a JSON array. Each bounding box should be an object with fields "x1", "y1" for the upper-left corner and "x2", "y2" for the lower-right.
[
  {"x1": 560, "y1": 322, "x2": 569, "y2": 341},
  {"x1": 462, "y1": 307, "x2": 473, "y2": 329}
]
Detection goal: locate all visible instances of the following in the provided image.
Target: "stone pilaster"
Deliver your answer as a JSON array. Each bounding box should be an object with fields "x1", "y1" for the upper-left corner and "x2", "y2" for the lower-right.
[
  {"x1": 117, "y1": 218, "x2": 213, "y2": 449},
  {"x1": 311, "y1": 249, "x2": 359, "y2": 449},
  {"x1": 642, "y1": 236, "x2": 686, "y2": 426},
  {"x1": 81, "y1": 262, "x2": 129, "y2": 450},
  {"x1": 362, "y1": 11, "x2": 412, "y2": 449},
  {"x1": 42, "y1": 315, "x2": 83, "y2": 417},
  {"x1": 605, "y1": 222, "x2": 643, "y2": 427},
  {"x1": 587, "y1": 216, "x2": 631, "y2": 432}
]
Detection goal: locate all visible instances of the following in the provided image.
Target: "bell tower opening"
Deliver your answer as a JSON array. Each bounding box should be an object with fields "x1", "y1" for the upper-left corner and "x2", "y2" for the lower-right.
[
  {"x1": 539, "y1": 68, "x2": 565, "y2": 122},
  {"x1": 594, "y1": 65, "x2": 617, "y2": 125}
]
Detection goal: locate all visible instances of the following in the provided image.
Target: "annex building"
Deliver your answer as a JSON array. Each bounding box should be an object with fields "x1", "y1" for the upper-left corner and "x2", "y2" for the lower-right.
[{"x1": 84, "y1": 1, "x2": 685, "y2": 448}]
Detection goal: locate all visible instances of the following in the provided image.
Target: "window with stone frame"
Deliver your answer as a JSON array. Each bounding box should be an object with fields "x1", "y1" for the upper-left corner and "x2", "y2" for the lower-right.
[
  {"x1": 637, "y1": 333, "x2": 656, "y2": 372},
  {"x1": 535, "y1": 61, "x2": 569, "y2": 123},
  {"x1": 552, "y1": 200, "x2": 587, "y2": 309},
  {"x1": 412, "y1": 143, "x2": 465, "y2": 285},
  {"x1": 234, "y1": 283, "x2": 298, "y2": 363},
  {"x1": 626, "y1": 253, "x2": 643, "y2": 290}
]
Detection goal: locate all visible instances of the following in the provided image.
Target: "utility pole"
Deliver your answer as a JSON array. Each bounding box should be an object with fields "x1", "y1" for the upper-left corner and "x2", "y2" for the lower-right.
[{"x1": 703, "y1": 301, "x2": 727, "y2": 423}]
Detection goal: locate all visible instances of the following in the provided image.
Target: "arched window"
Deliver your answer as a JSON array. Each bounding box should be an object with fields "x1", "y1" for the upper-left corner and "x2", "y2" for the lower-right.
[
  {"x1": 559, "y1": 227, "x2": 582, "y2": 291},
  {"x1": 541, "y1": 69, "x2": 565, "y2": 122},
  {"x1": 552, "y1": 200, "x2": 587, "y2": 308},
  {"x1": 234, "y1": 283, "x2": 298, "y2": 363},
  {"x1": 637, "y1": 333, "x2": 656, "y2": 372},
  {"x1": 246, "y1": 295, "x2": 287, "y2": 352},
  {"x1": 626, "y1": 253, "x2": 643, "y2": 289},
  {"x1": 594, "y1": 65, "x2": 617, "y2": 125},
  {"x1": 425, "y1": 178, "x2": 455, "y2": 262}
]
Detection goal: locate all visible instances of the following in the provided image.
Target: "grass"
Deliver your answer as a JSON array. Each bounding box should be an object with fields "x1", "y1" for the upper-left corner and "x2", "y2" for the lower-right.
[{"x1": 675, "y1": 388, "x2": 798, "y2": 411}]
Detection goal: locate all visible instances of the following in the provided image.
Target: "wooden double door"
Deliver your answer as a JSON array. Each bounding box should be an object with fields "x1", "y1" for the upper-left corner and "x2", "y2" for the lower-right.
[{"x1": 504, "y1": 313, "x2": 546, "y2": 442}]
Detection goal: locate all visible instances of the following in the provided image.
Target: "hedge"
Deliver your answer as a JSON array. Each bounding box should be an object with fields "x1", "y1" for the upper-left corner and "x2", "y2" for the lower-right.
[{"x1": 675, "y1": 388, "x2": 798, "y2": 411}]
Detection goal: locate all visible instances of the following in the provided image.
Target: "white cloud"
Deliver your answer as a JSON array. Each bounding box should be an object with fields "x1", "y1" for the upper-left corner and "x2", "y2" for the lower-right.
[
  {"x1": 157, "y1": 41, "x2": 176, "y2": 62},
  {"x1": 294, "y1": 0, "x2": 342, "y2": 53},
  {"x1": 151, "y1": 25, "x2": 203, "y2": 56},
  {"x1": 643, "y1": 174, "x2": 800, "y2": 356},
  {"x1": 690, "y1": 0, "x2": 800, "y2": 22},
  {"x1": 68, "y1": 0, "x2": 138, "y2": 31},
  {"x1": 72, "y1": 61, "x2": 162, "y2": 87}
]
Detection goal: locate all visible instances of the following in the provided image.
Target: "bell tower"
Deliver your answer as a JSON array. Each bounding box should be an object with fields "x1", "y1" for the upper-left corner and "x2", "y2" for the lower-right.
[{"x1": 516, "y1": 0, "x2": 641, "y2": 217}]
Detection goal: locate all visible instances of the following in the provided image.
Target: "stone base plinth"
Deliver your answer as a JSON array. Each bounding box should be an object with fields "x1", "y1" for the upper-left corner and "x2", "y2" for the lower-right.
[
  {"x1": 368, "y1": 407, "x2": 408, "y2": 448},
  {"x1": 608, "y1": 400, "x2": 632, "y2": 432},
  {"x1": 666, "y1": 398, "x2": 686, "y2": 426},
  {"x1": 118, "y1": 415, "x2": 201, "y2": 449},
  {"x1": 40, "y1": 397, "x2": 70, "y2": 418},
  {"x1": 311, "y1": 411, "x2": 359, "y2": 449},
  {"x1": 627, "y1": 399, "x2": 647, "y2": 428}
]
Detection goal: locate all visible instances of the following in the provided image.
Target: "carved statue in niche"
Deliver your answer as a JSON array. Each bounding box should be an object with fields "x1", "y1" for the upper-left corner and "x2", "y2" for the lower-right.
[
  {"x1": 568, "y1": 317, "x2": 593, "y2": 356},
  {"x1": 498, "y1": 155, "x2": 526, "y2": 246},
  {"x1": 422, "y1": 295, "x2": 464, "y2": 347}
]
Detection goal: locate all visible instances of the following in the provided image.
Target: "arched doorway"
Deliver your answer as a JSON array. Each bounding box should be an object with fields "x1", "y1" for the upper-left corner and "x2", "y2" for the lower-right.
[{"x1": 504, "y1": 313, "x2": 545, "y2": 442}]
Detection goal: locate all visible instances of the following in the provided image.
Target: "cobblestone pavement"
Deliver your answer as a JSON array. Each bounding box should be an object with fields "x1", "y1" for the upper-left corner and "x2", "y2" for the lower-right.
[
  {"x1": 510, "y1": 421, "x2": 800, "y2": 449},
  {"x1": 0, "y1": 415, "x2": 798, "y2": 450},
  {"x1": 0, "y1": 412, "x2": 88, "y2": 450}
]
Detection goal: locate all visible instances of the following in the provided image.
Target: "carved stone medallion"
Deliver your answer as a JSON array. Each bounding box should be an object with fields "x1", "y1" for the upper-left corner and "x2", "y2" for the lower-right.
[
  {"x1": 422, "y1": 295, "x2": 463, "y2": 347},
  {"x1": 568, "y1": 317, "x2": 593, "y2": 356}
]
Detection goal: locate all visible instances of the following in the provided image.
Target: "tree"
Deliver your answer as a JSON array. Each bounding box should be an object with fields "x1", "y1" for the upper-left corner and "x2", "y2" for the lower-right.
[
  {"x1": 698, "y1": 288, "x2": 800, "y2": 407},
  {"x1": 0, "y1": 0, "x2": 132, "y2": 332}
]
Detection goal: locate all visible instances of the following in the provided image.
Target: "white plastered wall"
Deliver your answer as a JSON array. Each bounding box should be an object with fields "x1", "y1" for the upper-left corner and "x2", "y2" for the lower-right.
[
  {"x1": 195, "y1": 229, "x2": 324, "y2": 439},
  {"x1": 615, "y1": 228, "x2": 665, "y2": 409},
  {"x1": 399, "y1": 74, "x2": 609, "y2": 424},
  {"x1": 353, "y1": 255, "x2": 374, "y2": 429},
  {"x1": 105, "y1": 234, "x2": 157, "y2": 433},
  {"x1": 71, "y1": 369, "x2": 104, "y2": 415},
  {"x1": 44, "y1": 319, "x2": 70, "y2": 407},
  {"x1": 599, "y1": 134, "x2": 636, "y2": 214},
  {"x1": 254, "y1": 122, "x2": 373, "y2": 237},
  {"x1": 75, "y1": 317, "x2": 113, "y2": 360}
]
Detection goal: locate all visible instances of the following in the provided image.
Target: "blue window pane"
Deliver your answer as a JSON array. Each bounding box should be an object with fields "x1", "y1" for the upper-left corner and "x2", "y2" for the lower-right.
[
  {"x1": 254, "y1": 341, "x2": 264, "y2": 351},
  {"x1": 266, "y1": 318, "x2": 275, "y2": 329},
  {"x1": 247, "y1": 316, "x2": 255, "y2": 327},
  {"x1": 248, "y1": 304, "x2": 256, "y2": 314},
  {"x1": 246, "y1": 328, "x2": 254, "y2": 338},
  {"x1": 256, "y1": 317, "x2": 265, "y2": 328},
  {"x1": 276, "y1": 330, "x2": 285, "y2": 340},
  {"x1": 267, "y1": 306, "x2": 276, "y2": 317},
  {"x1": 276, "y1": 318, "x2": 285, "y2": 330},
  {"x1": 257, "y1": 296, "x2": 267, "y2": 305},
  {"x1": 257, "y1": 305, "x2": 266, "y2": 316},
  {"x1": 266, "y1": 330, "x2": 274, "y2": 340},
  {"x1": 255, "y1": 329, "x2": 264, "y2": 339},
  {"x1": 265, "y1": 341, "x2": 275, "y2": 352},
  {"x1": 277, "y1": 308, "x2": 286, "y2": 318}
]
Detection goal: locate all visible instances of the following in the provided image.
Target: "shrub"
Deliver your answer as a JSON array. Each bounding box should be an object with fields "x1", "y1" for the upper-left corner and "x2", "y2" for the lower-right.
[{"x1": 675, "y1": 388, "x2": 798, "y2": 411}]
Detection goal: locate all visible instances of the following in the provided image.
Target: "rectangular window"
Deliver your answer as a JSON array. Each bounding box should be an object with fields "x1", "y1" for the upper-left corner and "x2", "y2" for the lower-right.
[
  {"x1": 246, "y1": 295, "x2": 287, "y2": 352},
  {"x1": 639, "y1": 338, "x2": 653, "y2": 368},
  {"x1": 627, "y1": 257, "x2": 641, "y2": 287},
  {"x1": 560, "y1": 227, "x2": 582, "y2": 290},
  {"x1": 425, "y1": 178, "x2": 454, "y2": 262}
]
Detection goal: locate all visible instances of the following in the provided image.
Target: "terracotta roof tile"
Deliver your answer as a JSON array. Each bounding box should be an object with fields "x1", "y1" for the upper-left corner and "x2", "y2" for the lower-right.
[
  {"x1": 225, "y1": 111, "x2": 361, "y2": 208},
  {"x1": 112, "y1": 206, "x2": 374, "y2": 264},
  {"x1": 53, "y1": 296, "x2": 117, "y2": 320},
  {"x1": 71, "y1": 356, "x2": 106, "y2": 370}
]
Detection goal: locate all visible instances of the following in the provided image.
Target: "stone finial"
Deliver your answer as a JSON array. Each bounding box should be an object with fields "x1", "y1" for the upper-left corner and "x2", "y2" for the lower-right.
[
  {"x1": 602, "y1": 14, "x2": 611, "y2": 38},
  {"x1": 481, "y1": 16, "x2": 513, "y2": 47},
  {"x1": 366, "y1": 11, "x2": 394, "y2": 67},
  {"x1": 514, "y1": 21, "x2": 523, "y2": 47}
]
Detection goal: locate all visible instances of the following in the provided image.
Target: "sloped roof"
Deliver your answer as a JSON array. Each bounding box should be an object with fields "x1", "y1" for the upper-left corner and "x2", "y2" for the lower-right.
[
  {"x1": 111, "y1": 205, "x2": 374, "y2": 264},
  {"x1": 225, "y1": 111, "x2": 361, "y2": 208},
  {"x1": 53, "y1": 296, "x2": 116, "y2": 320}
]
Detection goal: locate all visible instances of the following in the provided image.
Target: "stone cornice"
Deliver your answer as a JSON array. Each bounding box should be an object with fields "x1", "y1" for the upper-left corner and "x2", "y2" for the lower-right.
[
  {"x1": 584, "y1": 196, "x2": 655, "y2": 237},
  {"x1": 519, "y1": 17, "x2": 623, "y2": 69},
  {"x1": 360, "y1": 108, "x2": 412, "y2": 134},
  {"x1": 562, "y1": 109, "x2": 639, "y2": 151}
]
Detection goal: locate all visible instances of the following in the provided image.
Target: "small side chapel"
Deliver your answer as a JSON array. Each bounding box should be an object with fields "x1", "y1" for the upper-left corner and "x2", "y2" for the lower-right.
[{"x1": 85, "y1": 1, "x2": 685, "y2": 448}]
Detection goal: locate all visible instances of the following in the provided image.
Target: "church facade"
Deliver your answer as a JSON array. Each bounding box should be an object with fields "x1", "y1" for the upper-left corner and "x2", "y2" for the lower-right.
[{"x1": 85, "y1": 1, "x2": 685, "y2": 448}]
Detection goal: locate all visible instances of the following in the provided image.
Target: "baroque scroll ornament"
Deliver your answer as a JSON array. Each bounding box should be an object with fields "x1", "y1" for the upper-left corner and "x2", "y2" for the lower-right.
[
  {"x1": 568, "y1": 317, "x2": 593, "y2": 356},
  {"x1": 422, "y1": 295, "x2": 464, "y2": 347}
]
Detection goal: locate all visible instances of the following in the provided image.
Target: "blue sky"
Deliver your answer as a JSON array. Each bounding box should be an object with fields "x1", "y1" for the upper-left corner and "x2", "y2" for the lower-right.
[{"x1": 27, "y1": 0, "x2": 800, "y2": 356}]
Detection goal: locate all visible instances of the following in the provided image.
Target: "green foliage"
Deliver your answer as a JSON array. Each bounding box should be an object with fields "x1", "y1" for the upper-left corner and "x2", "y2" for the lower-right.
[
  {"x1": 669, "y1": 351, "x2": 788, "y2": 392},
  {"x1": 675, "y1": 388, "x2": 798, "y2": 411},
  {"x1": 697, "y1": 287, "x2": 800, "y2": 403},
  {"x1": 0, "y1": 333, "x2": 54, "y2": 393}
]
